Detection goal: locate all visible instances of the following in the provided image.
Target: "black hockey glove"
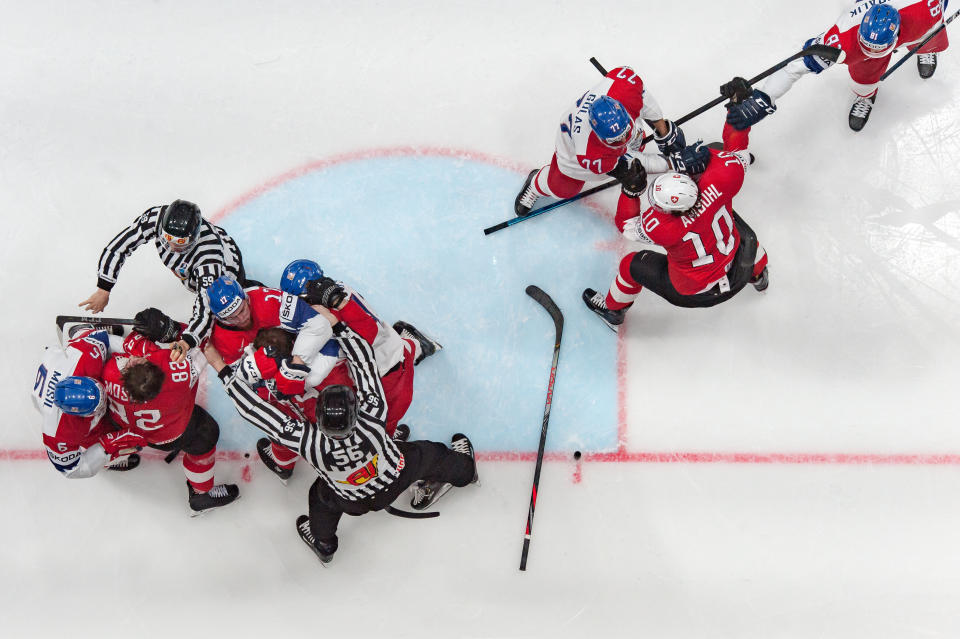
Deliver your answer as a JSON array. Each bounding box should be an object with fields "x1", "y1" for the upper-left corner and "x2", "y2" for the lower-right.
[
  {"x1": 133, "y1": 307, "x2": 180, "y2": 343},
  {"x1": 608, "y1": 158, "x2": 647, "y2": 199},
  {"x1": 303, "y1": 277, "x2": 347, "y2": 309},
  {"x1": 720, "y1": 76, "x2": 753, "y2": 103},
  {"x1": 726, "y1": 89, "x2": 776, "y2": 131},
  {"x1": 653, "y1": 120, "x2": 686, "y2": 155},
  {"x1": 670, "y1": 141, "x2": 712, "y2": 176}
]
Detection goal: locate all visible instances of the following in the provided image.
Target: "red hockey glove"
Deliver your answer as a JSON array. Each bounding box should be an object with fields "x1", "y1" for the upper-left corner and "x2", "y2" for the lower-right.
[{"x1": 99, "y1": 429, "x2": 146, "y2": 459}]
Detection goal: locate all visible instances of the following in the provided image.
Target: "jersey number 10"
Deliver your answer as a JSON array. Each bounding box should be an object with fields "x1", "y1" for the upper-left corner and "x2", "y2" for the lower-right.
[{"x1": 682, "y1": 208, "x2": 736, "y2": 267}]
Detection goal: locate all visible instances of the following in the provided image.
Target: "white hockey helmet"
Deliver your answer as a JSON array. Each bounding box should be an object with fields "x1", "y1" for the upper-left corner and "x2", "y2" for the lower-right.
[{"x1": 648, "y1": 172, "x2": 699, "y2": 213}]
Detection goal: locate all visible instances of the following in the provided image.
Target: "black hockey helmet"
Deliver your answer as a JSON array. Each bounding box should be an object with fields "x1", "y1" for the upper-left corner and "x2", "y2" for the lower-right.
[
  {"x1": 160, "y1": 199, "x2": 202, "y2": 252},
  {"x1": 317, "y1": 385, "x2": 358, "y2": 439}
]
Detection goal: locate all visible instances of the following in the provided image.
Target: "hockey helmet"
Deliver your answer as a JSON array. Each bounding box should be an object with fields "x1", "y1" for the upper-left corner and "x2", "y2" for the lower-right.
[
  {"x1": 160, "y1": 199, "x2": 203, "y2": 252},
  {"x1": 858, "y1": 4, "x2": 900, "y2": 59},
  {"x1": 206, "y1": 275, "x2": 249, "y2": 324},
  {"x1": 280, "y1": 259, "x2": 324, "y2": 295},
  {"x1": 588, "y1": 95, "x2": 634, "y2": 146},
  {"x1": 649, "y1": 172, "x2": 699, "y2": 213},
  {"x1": 54, "y1": 376, "x2": 106, "y2": 417},
  {"x1": 317, "y1": 385, "x2": 358, "y2": 440}
]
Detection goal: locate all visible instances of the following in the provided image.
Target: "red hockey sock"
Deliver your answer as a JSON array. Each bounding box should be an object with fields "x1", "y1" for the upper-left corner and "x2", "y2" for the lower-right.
[
  {"x1": 270, "y1": 441, "x2": 298, "y2": 469},
  {"x1": 606, "y1": 253, "x2": 643, "y2": 311},
  {"x1": 753, "y1": 245, "x2": 768, "y2": 279},
  {"x1": 183, "y1": 450, "x2": 215, "y2": 493}
]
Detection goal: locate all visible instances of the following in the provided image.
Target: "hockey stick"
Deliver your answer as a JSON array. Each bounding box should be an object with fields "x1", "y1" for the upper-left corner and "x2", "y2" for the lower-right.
[
  {"x1": 589, "y1": 56, "x2": 608, "y2": 75},
  {"x1": 519, "y1": 285, "x2": 564, "y2": 571},
  {"x1": 56, "y1": 315, "x2": 135, "y2": 331},
  {"x1": 483, "y1": 44, "x2": 843, "y2": 236},
  {"x1": 880, "y1": 6, "x2": 959, "y2": 81}
]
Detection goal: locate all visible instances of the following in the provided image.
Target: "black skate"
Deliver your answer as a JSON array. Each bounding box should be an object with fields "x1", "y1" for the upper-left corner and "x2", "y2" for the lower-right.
[
  {"x1": 514, "y1": 170, "x2": 540, "y2": 217},
  {"x1": 296, "y1": 515, "x2": 335, "y2": 564},
  {"x1": 257, "y1": 438, "x2": 293, "y2": 484},
  {"x1": 848, "y1": 94, "x2": 876, "y2": 132},
  {"x1": 410, "y1": 433, "x2": 478, "y2": 511},
  {"x1": 917, "y1": 52, "x2": 937, "y2": 79},
  {"x1": 393, "y1": 320, "x2": 442, "y2": 365},
  {"x1": 582, "y1": 288, "x2": 627, "y2": 332},
  {"x1": 705, "y1": 142, "x2": 754, "y2": 165},
  {"x1": 105, "y1": 453, "x2": 140, "y2": 472},
  {"x1": 751, "y1": 267, "x2": 769, "y2": 292},
  {"x1": 393, "y1": 424, "x2": 410, "y2": 442},
  {"x1": 187, "y1": 482, "x2": 240, "y2": 516}
]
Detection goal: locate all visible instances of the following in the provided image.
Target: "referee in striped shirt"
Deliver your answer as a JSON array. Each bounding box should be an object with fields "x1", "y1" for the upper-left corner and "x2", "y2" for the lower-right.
[
  {"x1": 203, "y1": 306, "x2": 478, "y2": 564},
  {"x1": 80, "y1": 199, "x2": 257, "y2": 359}
]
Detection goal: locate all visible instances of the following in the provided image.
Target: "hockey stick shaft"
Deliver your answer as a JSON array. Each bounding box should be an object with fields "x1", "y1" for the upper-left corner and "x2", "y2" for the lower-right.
[
  {"x1": 56, "y1": 315, "x2": 136, "y2": 331},
  {"x1": 483, "y1": 44, "x2": 842, "y2": 236},
  {"x1": 520, "y1": 285, "x2": 563, "y2": 571},
  {"x1": 880, "y1": 7, "x2": 959, "y2": 81}
]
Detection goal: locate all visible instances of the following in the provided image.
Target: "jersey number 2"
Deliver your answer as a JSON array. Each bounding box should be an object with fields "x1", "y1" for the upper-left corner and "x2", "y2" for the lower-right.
[{"x1": 682, "y1": 208, "x2": 735, "y2": 267}]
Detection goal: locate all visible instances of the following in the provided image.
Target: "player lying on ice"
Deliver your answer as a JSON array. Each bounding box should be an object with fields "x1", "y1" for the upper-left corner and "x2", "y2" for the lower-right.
[
  {"x1": 513, "y1": 64, "x2": 689, "y2": 217},
  {"x1": 742, "y1": 0, "x2": 950, "y2": 132},
  {"x1": 203, "y1": 305, "x2": 478, "y2": 565},
  {"x1": 582, "y1": 77, "x2": 772, "y2": 331}
]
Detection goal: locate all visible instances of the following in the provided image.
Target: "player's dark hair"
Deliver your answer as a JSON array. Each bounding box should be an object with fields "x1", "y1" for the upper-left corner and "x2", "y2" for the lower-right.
[
  {"x1": 122, "y1": 360, "x2": 165, "y2": 402},
  {"x1": 254, "y1": 327, "x2": 294, "y2": 358}
]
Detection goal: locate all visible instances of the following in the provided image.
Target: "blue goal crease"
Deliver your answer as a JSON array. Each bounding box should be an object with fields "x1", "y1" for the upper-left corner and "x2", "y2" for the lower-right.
[{"x1": 207, "y1": 156, "x2": 619, "y2": 453}]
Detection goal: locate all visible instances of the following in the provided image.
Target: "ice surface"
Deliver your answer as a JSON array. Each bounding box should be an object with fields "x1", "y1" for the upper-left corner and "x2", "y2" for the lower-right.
[{"x1": 3, "y1": 1, "x2": 960, "y2": 637}]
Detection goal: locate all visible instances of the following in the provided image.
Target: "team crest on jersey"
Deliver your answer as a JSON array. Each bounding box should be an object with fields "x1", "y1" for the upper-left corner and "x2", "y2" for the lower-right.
[{"x1": 336, "y1": 455, "x2": 379, "y2": 486}]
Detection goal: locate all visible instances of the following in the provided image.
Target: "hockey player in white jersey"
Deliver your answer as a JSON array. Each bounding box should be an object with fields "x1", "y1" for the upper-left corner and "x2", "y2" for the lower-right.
[
  {"x1": 731, "y1": 0, "x2": 951, "y2": 131},
  {"x1": 514, "y1": 65, "x2": 689, "y2": 217},
  {"x1": 31, "y1": 327, "x2": 144, "y2": 477}
]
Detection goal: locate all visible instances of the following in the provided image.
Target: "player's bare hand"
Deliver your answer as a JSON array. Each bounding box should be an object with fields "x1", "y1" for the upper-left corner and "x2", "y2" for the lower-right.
[
  {"x1": 79, "y1": 288, "x2": 110, "y2": 313},
  {"x1": 309, "y1": 304, "x2": 339, "y2": 326},
  {"x1": 169, "y1": 339, "x2": 190, "y2": 362},
  {"x1": 203, "y1": 342, "x2": 226, "y2": 372}
]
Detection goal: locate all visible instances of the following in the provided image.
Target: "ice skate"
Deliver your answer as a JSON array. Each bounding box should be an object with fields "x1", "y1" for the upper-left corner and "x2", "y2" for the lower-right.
[
  {"x1": 410, "y1": 433, "x2": 478, "y2": 510},
  {"x1": 582, "y1": 288, "x2": 627, "y2": 331},
  {"x1": 751, "y1": 267, "x2": 769, "y2": 292},
  {"x1": 105, "y1": 453, "x2": 140, "y2": 471},
  {"x1": 917, "y1": 52, "x2": 937, "y2": 79},
  {"x1": 393, "y1": 320, "x2": 442, "y2": 365},
  {"x1": 187, "y1": 482, "x2": 239, "y2": 516},
  {"x1": 848, "y1": 94, "x2": 876, "y2": 132},
  {"x1": 256, "y1": 438, "x2": 293, "y2": 484},
  {"x1": 514, "y1": 170, "x2": 540, "y2": 217},
  {"x1": 296, "y1": 515, "x2": 335, "y2": 564}
]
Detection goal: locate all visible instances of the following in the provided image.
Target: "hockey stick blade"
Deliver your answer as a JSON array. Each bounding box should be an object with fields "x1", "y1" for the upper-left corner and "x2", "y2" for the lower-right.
[
  {"x1": 484, "y1": 44, "x2": 842, "y2": 237},
  {"x1": 385, "y1": 505, "x2": 440, "y2": 519},
  {"x1": 524, "y1": 285, "x2": 564, "y2": 335},
  {"x1": 519, "y1": 285, "x2": 563, "y2": 571}
]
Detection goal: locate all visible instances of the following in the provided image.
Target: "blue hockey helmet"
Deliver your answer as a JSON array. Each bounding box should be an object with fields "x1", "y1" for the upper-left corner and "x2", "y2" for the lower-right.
[
  {"x1": 858, "y1": 4, "x2": 900, "y2": 58},
  {"x1": 206, "y1": 275, "x2": 247, "y2": 321},
  {"x1": 280, "y1": 259, "x2": 324, "y2": 295},
  {"x1": 588, "y1": 95, "x2": 634, "y2": 145},
  {"x1": 54, "y1": 376, "x2": 106, "y2": 417}
]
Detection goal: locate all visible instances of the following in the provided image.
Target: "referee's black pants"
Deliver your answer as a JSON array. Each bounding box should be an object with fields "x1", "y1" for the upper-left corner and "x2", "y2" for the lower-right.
[{"x1": 307, "y1": 439, "x2": 476, "y2": 550}]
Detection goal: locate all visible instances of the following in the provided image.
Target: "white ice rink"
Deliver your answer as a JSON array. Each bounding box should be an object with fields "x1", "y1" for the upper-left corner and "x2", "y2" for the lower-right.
[{"x1": 4, "y1": 1, "x2": 960, "y2": 637}]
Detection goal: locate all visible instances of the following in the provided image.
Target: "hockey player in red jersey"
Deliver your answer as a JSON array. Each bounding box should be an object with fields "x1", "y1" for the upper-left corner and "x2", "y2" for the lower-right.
[
  {"x1": 32, "y1": 326, "x2": 144, "y2": 477},
  {"x1": 732, "y1": 0, "x2": 950, "y2": 131},
  {"x1": 514, "y1": 65, "x2": 686, "y2": 216},
  {"x1": 103, "y1": 312, "x2": 239, "y2": 514},
  {"x1": 583, "y1": 78, "x2": 770, "y2": 330}
]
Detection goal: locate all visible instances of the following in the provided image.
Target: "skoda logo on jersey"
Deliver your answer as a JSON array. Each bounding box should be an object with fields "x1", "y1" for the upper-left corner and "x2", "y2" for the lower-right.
[{"x1": 175, "y1": 265, "x2": 189, "y2": 281}]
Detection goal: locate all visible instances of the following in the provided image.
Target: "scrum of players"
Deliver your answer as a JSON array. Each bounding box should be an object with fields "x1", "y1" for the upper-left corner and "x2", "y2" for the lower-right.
[{"x1": 31, "y1": 0, "x2": 950, "y2": 565}]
